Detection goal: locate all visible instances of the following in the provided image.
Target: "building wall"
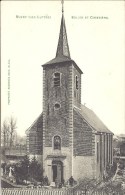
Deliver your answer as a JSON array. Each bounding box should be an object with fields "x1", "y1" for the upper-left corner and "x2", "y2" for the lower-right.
[
  {"x1": 95, "y1": 134, "x2": 101, "y2": 178},
  {"x1": 43, "y1": 147, "x2": 72, "y2": 183},
  {"x1": 73, "y1": 109, "x2": 98, "y2": 179},
  {"x1": 42, "y1": 62, "x2": 82, "y2": 177},
  {"x1": 73, "y1": 65, "x2": 81, "y2": 108},
  {"x1": 73, "y1": 156, "x2": 96, "y2": 180},
  {"x1": 43, "y1": 63, "x2": 72, "y2": 147},
  {"x1": 73, "y1": 110, "x2": 93, "y2": 156},
  {"x1": 120, "y1": 142, "x2": 125, "y2": 156},
  {"x1": 42, "y1": 62, "x2": 74, "y2": 174},
  {"x1": 95, "y1": 133, "x2": 113, "y2": 179},
  {"x1": 25, "y1": 59, "x2": 114, "y2": 182},
  {"x1": 26, "y1": 114, "x2": 43, "y2": 155}
]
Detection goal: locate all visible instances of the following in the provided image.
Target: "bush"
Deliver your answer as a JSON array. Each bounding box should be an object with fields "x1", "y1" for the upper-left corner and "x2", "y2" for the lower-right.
[{"x1": 13, "y1": 156, "x2": 43, "y2": 185}]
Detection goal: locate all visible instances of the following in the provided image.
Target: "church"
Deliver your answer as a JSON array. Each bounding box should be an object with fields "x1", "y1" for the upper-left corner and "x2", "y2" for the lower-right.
[{"x1": 26, "y1": 2, "x2": 113, "y2": 184}]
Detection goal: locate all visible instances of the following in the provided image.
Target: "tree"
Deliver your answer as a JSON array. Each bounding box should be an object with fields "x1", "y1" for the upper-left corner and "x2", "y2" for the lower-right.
[
  {"x1": 14, "y1": 155, "x2": 30, "y2": 184},
  {"x1": 15, "y1": 135, "x2": 26, "y2": 147},
  {"x1": 14, "y1": 156, "x2": 43, "y2": 185},
  {"x1": 99, "y1": 180, "x2": 123, "y2": 194},
  {"x1": 29, "y1": 156, "x2": 43, "y2": 183},
  {"x1": 73, "y1": 178, "x2": 100, "y2": 195},
  {"x1": 9, "y1": 116, "x2": 17, "y2": 149},
  {"x1": 14, "y1": 163, "x2": 23, "y2": 184},
  {"x1": 73, "y1": 177, "x2": 123, "y2": 195},
  {"x1": 104, "y1": 162, "x2": 117, "y2": 181},
  {"x1": 1, "y1": 117, "x2": 17, "y2": 150},
  {"x1": 1, "y1": 119, "x2": 10, "y2": 150}
]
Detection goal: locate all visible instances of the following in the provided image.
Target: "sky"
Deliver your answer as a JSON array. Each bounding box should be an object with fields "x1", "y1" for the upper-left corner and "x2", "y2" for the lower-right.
[{"x1": 1, "y1": 1, "x2": 125, "y2": 136}]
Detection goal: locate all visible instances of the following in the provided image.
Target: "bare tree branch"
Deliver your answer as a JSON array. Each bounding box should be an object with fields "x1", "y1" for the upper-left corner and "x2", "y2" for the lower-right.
[
  {"x1": 1, "y1": 117, "x2": 17, "y2": 151},
  {"x1": 9, "y1": 116, "x2": 17, "y2": 149},
  {"x1": 1, "y1": 120, "x2": 10, "y2": 149}
]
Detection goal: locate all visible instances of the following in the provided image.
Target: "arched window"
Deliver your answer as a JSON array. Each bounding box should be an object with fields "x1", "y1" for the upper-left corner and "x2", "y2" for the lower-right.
[
  {"x1": 75, "y1": 76, "x2": 79, "y2": 89},
  {"x1": 54, "y1": 135, "x2": 61, "y2": 150},
  {"x1": 53, "y1": 72, "x2": 61, "y2": 87}
]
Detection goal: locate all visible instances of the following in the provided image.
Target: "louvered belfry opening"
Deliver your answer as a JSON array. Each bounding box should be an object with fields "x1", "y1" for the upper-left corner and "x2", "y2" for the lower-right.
[{"x1": 54, "y1": 72, "x2": 61, "y2": 87}]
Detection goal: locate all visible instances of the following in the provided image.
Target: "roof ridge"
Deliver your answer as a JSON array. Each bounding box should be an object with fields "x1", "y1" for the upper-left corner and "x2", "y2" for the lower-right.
[
  {"x1": 25, "y1": 112, "x2": 43, "y2": 134},
  {"x1": 74, "y1": 105, "x2": 113, "y2": 134},
  {"x1": 73, "y1": 107, "x2": 96, "y2": 133}
]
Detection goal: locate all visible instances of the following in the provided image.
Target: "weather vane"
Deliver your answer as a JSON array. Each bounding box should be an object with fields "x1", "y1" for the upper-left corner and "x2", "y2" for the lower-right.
[{"x1": 61, "y1": 0, "x2": 64, "y2": 14}]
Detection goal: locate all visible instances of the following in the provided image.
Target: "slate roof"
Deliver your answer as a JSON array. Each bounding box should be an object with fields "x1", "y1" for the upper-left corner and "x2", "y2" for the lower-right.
[
  {"x1": 25, "y1": 113, "x2": 43, "y2": 134},
  {"x1": 42, "y1": 56, "x2": 83, "y2": 74},
  {"x1": 56, "y1": 13, "x2": 70, "y2": 58},
  {"x1": 42, "y1": 12, "x2": 71, "y2": 66},
  {"x1": 42, "y1": 10, "x2": 83, "y2": 74},
  {"x1": 27, "y1": 105, "x2": 113, "y2": 135},
  {"x1": 74, "y1": 104, "x2": 113, "y2": 134},
  {"x1": 43, "y1": 55, "x2": 71, "y2": 66}
]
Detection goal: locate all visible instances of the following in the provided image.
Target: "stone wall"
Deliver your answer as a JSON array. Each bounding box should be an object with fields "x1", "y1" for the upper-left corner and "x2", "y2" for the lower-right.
[
  {"x1": 73, "y1": 156, "x2": 96, "y2": 180},
  {"x1": 42, "y1": 62, "x2": 82, "y2": 178},
  {"x1": 95, "y1": 133, "x2": 113, "y2": 178},
  {"x1": 43, "y1": 63, "x2": 73, "y2": 148},
  {"x1": 73, "y1": 110, "x2": 93, "y2": 156},
  {"x1": 42, "y1": 62, "x2": 74, "y2": 175},
  {"x1": 26, "y1": 114, "x2": 43, "y2": 155},
  {"x1": 43, "y1": 147, "x2": 72, "y2": 183},
  {"x1": 73, "y1": 65, "x2": 81, "y2": 108}
]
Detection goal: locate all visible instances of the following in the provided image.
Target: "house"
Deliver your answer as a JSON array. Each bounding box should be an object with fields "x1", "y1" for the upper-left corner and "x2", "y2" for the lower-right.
[
  {"x1": 113, "y1": 134, "x2": 125, "y2": 167},
  {"x1": 26, "y1": 2, "x2": 113, "y2": 184},
  {"x1": 113, "y1": 134, "x2": 125, "y2": 157},
  {"x1": 1, "y1": 146, "x2": 26, "y2": 164}
]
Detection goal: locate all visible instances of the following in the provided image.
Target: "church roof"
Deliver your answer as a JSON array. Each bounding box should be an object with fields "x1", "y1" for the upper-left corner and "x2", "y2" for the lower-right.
[
  {"x1": 43, "y1": 56, "x2": 83, "y2": 74},
  {"x1": 25, "y1": 113, "x2": 43, "y2": 134},
  {"x1": 74, "y1": 105, "x2": 113, "y2": 134},
  {"x1": 43, "y1": 55, "x2": 71, "y2": 66},
  {"x1": 42, "y1": 12, "x2": 71, "y2": 67},
  {"x1": 42, "y1": 7, "x2": 83, "y2": 74},
  {"x1": 26, "y1": 105, "x2": 113, "y2": 135},
  {"x1": 56, "y1": 13, "x2": 70, "y2": 58}
]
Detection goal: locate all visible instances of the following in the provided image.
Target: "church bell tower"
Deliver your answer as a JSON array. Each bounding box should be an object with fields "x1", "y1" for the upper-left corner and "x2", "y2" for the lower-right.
[{"x1": 42, "y1": 0, "x2": 83, "y2": 184}]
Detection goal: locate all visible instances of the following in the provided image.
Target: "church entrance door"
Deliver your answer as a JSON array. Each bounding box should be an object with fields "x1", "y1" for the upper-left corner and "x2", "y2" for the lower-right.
[
  {"x1": 52, "y1": 165, "x2": 57, "y2": 182},
  {"x1": 52, "y1": 160, "x2": 63, "y2": 185}
]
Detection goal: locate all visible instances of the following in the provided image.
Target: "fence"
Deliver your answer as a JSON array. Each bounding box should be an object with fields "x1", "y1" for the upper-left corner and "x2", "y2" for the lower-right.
[
  {"x1": 2, "y1": 189, "x2": 72, "y2": 195},
  {"x1": 75, "y1": 191, "x2": 123, "y2": 195},
  {"x1": 1, "y1": 188, "x2": 124, "y2": 195}
]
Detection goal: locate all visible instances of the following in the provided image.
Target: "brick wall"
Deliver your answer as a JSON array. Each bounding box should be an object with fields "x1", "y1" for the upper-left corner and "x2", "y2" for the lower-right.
[
  {"x1": 73, "y1": 65, "x2": 81, "y2": 108},
  {"x1": 26, "y1": 114, "x2": 43, "y2": 155},
  {"x1": 42, "y1": 62, "x2": 74, "y2": 175},
  {"x1": 43, "y1": 62, "x2": 73, "y2": 148},
  {"x1": 73, "y1": 110, "x2": 93, "y2": 156}
]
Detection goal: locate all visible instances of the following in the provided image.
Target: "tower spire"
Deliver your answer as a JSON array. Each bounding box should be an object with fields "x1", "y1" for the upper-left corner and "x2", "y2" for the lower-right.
[
  {"x1": 61, "y1": 0, "x2": 64, "y2": 14},
  {"x1": 56, "y1": 0, "x2": 70, "y2": 58}
]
